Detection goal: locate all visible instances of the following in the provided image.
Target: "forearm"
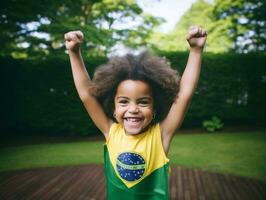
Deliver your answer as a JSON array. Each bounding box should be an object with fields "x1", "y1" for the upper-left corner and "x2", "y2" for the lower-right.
[
  {"x1": 68, "y1": 50, "x2": 93, "y2": 101},
  {"x1": 179, "y1": 48, "x2": 202, "y2": 98}
]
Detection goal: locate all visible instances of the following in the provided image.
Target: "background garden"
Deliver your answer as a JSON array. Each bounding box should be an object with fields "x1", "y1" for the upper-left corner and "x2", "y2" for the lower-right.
[{"x1": 0, "y1": 0, "x2": 266, "y2": 181}]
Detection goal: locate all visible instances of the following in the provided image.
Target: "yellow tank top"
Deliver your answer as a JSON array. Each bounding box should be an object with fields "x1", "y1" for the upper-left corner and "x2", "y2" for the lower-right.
[{"x1": 106, "y1": 123, "x2": 169, "y2": 188}]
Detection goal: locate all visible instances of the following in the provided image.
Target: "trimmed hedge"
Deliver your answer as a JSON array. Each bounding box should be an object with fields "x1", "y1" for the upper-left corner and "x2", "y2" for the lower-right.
[
  {"x1": 0, "y1": 55, "x2": 106, "y2": 136},
  {"x1": 160, "y1": 52, "x2": 266, "y2": 127},
  {"x1": 0, "y1": 52, "x2": 265, "y2": 136}
]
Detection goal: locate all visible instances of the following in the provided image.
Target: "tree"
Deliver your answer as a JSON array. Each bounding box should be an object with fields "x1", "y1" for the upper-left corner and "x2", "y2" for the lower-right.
[
  {"x1": 213, "y1": 0, "x2": 266, "y2": 53},
  {"x1": 0, "y1": 0, "x2": 161, "y2": 59},
  {"x1": 149, "y1": 0, "x2": 233, "y2": 53},
  {"x1": 149, "y1": 0, "x2": 266, "y2": 53}
]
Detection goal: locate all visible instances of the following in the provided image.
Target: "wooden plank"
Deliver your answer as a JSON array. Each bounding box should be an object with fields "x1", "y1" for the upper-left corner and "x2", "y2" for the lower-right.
[
  {"x1": 184, "y1": 168, "x2": 192, "y2": 200},
  {"x1": 177, "y1": 166, "x2": 184, "y2": 200},
  {"x1": 247, "y1": 179, "x2": 266, "y2": 200},
  {"x1": 29, "y1": 167, "x2": 76, "y2": 200},
  {"x1": 200, "y1": 170, "x2": 217, "y2": 199},
  {"x1": 0, "y1": 165, "x2": 265, "y2": 200},
  {"x1": 232, "y1": 175, "x2": 251, "y2": 200},
  {"x1": 187, "y1": 168, "x2": 198, "y2": 200},
  {"x1": 224, "y1": 173, "x2": 243, "y2": 200},
  {"x1": 51, "y1": 166, "x2": 87, "y2": 200},
  {"x1": 0, "y1": 170, "x2": 34, "y2": 194},
  {"x1": 92, "y1": 167, "x2": 107, "y2": 200},
  {"x1": 213, "y1": 173, "x2": 228, "y2": 200},
  {"x1": 235, "y1": 176, "x2": 256, "y2": 200},
  {"x1": 193, "y1": 168, "x2": 206, "y2": 200},
  {"x1": 3, "y1": 169, "x2": 45, "y2": 199},
  {"x1": 217, "y1": 173, "x2": 234, "y2": 200},
  {"x1": 27, "y1": 167, "x2": 67, "y2": 200},
  {"x1": 84, "y1": 166, "x2": 105, "y2": 199},
  {"x1": 169, "y1": 166, "x2": 177, "y2": 199},
  {"x1": 19, "y1": 167, "x2": 60, "y2": 200},
  {"x1": 206, "y1": 171, "x2": 220, "y2": 200},
  {"x1": 80, "y1": 165, "x2": 105, "y2": 199},
  {"x1": 64, "y1": 165, "x2": 100, "y2": 200}
]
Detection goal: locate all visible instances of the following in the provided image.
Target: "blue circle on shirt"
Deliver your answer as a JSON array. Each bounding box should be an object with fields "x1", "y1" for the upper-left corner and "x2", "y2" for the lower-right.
[{"x1": 116, "y1": 152, "x2": 146, "y2": 182}]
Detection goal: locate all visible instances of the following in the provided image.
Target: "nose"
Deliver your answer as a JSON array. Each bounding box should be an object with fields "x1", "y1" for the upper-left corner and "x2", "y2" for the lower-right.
[{"x1": 128, "y1": 103, "x2": 139, "y2": 113}]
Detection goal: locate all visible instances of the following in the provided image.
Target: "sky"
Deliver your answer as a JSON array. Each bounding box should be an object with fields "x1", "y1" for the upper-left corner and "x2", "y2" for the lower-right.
[
  {"x1": 137, "y1": 0, "x2": 198, "y2": 33},
  {"x1": 111, "y1": 0, "x2": 201, "y2": 55}
]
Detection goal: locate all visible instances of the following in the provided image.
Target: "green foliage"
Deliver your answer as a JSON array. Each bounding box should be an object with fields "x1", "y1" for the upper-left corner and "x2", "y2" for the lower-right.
[
  {"x1": 1, "y1": 52, "x2": 265, "y2": 135},
  {"x1": 157, "y1": 51, "x2": 266, "y2": 128},
  {"x1": 213, "y1": 0, "x2": 266, "y2": 53},
  {"x1": 149, "y1": 0, "x2": 266, "y2": 53},
  {"x1": 202, "y1": 116, "x2": 224, "y2": 132},
  {"x1": 0, "y1": 55, "x2": 106, "y2": 136},
  {"x1": 149, "y1": 0, "x2": 232, "y2": 53},
  {"x1": 0, "y1": 0, "x2": 161, "y2": 58}
]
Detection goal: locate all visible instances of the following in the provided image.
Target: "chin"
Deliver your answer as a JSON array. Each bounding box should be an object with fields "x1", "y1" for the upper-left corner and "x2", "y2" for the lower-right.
[{"x1": 125, "y1": 128, "x2": 142, "y2": 135}]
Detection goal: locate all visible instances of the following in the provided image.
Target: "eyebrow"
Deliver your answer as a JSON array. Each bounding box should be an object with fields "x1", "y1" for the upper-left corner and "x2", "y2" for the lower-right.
[{"x1": 116, "y1": 96, "x2": 152, "y2": 100}]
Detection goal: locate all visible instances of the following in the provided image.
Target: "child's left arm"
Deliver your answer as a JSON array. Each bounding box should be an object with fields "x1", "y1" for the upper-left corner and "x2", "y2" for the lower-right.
[{"x1": 160, "y1": 26, "x2": 207, "y2": 152}]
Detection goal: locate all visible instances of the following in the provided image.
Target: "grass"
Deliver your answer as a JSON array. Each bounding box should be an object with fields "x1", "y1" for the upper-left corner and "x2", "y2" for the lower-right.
[
  {"x1": 0, "y1": 141, "x2": 104, "y2": 170},
  {"x1": 0, "y1": 131, "x2": 265, "y2": 181},
  {"x1": 168, "y1": 131, "x2": 266, "y2": 181}
]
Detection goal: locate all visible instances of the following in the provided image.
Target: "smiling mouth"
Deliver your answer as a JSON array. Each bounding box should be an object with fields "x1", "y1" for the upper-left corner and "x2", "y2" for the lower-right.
[
  {"x1": 124, "y1": 117, "x2": 144, "y2": 128},
  {"x1": 123, "y1": 117, "x2": 145, "y2": 134},
  {"x1": 124, "y1": 117, "x2": 143, "y2": 122}
]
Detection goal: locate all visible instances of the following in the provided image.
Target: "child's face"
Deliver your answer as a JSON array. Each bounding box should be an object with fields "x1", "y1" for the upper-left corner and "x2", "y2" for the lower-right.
[{"x1": 114, "y1": 80, "x2": 154, "y2": 135}]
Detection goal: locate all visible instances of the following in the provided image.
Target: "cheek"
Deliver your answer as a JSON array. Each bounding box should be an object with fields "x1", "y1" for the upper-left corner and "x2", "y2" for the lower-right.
[
  {"x1": 114, "y1": 106, "x2": 126, "y2": 116},
  {"x1": 143, "y1": 108, "x2": 154, "y2": 118},
  {"x1": 113, "y1": 103, "x2": 120, "y2": 114}
]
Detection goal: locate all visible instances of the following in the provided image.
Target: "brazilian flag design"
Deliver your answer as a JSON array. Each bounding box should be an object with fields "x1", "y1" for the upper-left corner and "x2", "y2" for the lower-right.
[
  {"x1": 104, "y1": 123, "x2": 170, "y2": 200},
  {"x1": 116, "y1": 152, "x2": 146, "y2": 181}
]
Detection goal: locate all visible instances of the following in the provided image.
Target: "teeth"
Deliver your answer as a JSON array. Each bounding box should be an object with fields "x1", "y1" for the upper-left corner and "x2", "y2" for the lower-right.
[{"x1": 126, "y1": 118, "x2": 141, "y2": 122}]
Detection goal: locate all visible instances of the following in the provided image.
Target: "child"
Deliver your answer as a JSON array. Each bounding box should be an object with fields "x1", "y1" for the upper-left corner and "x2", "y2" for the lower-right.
[{"x1": 64, "y1": 25, "x2": 207, "y2": 199}]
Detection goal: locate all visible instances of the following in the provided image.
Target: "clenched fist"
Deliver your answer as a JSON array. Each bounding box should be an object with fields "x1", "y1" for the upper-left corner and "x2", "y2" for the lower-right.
[
  {"x1": 64, "y1": 31, "x2": 84, "y2": 52},
  {"x1": 186, "y1": 26, "x2": 207, "y2": 50}
]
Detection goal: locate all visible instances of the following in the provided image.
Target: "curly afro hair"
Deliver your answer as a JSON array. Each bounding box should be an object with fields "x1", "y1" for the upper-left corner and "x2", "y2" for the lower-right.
[{"x1": 91, "y1": 51, "x2": 180, "y2": 124}]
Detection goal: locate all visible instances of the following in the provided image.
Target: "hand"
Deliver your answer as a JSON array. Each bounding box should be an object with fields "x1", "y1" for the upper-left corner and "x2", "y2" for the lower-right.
[
  {"x1": 186, "y1": 26, "x2": 207, "y2": 50},
  {"x1": 64, "y1": 30, "x2": 84, "y2": 52}
]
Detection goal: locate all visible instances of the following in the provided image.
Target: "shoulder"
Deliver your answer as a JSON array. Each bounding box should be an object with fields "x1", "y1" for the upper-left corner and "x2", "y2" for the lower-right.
[
  {"x1": 146, "y1": 123, "x2": 161, "y2": 137},
  {"x1": 110, "y1": 122, "x2": 124, "y2": 132},
  {"x1": 151, "y1": 123, "x2": 160, "y2": 132},
  {"x1": 106, "y1": 123, "x2": 122, "y2": 142}
]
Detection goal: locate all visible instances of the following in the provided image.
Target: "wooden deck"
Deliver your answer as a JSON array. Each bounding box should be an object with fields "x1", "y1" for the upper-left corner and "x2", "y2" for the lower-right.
[{"x1": 0, "y1": 164, "x2": 265, "y2": 200}]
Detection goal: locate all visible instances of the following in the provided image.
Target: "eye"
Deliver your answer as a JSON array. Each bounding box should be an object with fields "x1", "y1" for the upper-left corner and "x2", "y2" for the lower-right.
[
  {"x1": 118, "y1": 99, "x2": 128, "y2": 106},
  {"x1": 138, "y1": 100, "x2": 150, "y2": 107}
]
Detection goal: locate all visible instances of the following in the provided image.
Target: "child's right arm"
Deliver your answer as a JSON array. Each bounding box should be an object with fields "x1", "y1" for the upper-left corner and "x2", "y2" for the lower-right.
[{"x1": 64, "y1": 31, "x2": 112, "y2": 138}]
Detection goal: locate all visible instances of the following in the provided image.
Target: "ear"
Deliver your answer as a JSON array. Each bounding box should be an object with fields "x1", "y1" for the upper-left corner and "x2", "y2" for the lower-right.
[{"x1": 153, "y1": 112, "x2": 156, "y2": 119}]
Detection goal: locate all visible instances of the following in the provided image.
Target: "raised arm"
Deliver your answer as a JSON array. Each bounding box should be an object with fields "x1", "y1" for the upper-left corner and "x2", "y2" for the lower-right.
[
  {"x1": 160, "y1": 26, "x2": 207, "y2": 152},
  {"x1": 64, "y1": 31, "x2": 112, "y2": 138}
]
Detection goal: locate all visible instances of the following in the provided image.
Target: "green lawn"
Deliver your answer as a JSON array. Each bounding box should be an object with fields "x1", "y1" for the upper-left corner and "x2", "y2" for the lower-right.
[
  {"x1": 168, "y1": 132, "x2": 266, "y2": 181},
  {"x1": 0, "y1": 131, "x2": 265, "y2": 181}
]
